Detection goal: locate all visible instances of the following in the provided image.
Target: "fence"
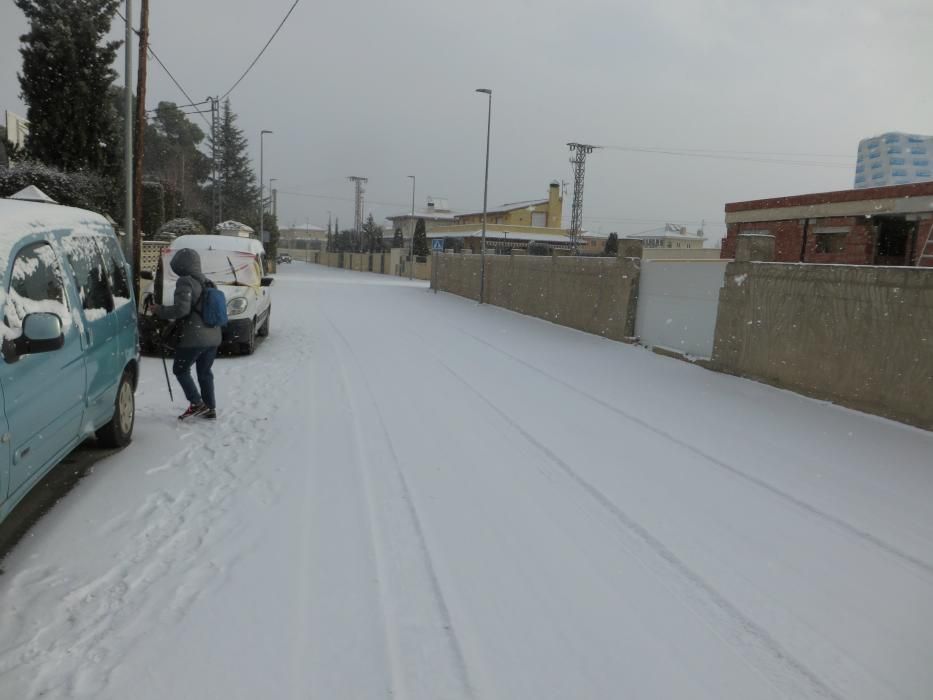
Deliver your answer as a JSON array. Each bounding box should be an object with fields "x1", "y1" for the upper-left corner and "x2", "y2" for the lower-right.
[
  {"x1": 430, "y1": 243, "x2": 933, "y2": 431},
  {"x1": 432, "y1": 252, "x2": 640, "y2": 342},
  {"x1": 712, "y1": 261, "x2": 933, "y2": 430}
]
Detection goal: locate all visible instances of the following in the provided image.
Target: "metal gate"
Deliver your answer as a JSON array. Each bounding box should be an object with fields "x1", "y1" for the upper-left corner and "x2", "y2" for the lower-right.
[{"x1": 634, "y1": 259, "x2": 728, "y2": 359}]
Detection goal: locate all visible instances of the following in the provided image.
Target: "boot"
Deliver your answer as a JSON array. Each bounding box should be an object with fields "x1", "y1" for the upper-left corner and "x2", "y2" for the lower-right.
[{"x1": 178, "y1": 402, "x2": 208, "y2": 420}]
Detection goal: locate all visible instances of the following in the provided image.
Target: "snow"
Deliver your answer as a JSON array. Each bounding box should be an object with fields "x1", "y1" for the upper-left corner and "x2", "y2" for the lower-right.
[{"x1": 1, "y1": 263, "x2": 932, "y2": 699}]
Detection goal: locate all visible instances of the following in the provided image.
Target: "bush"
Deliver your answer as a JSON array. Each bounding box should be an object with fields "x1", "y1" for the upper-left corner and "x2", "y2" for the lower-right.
[
  {"x1": 157, "y1": 217, "x2": 205, "y2": 239},
  {"x1": 528, "y1": 241, "x2": 551, "y2": 256},
  {"x1": 0, "y1": 161, "x2": 116, "y2": 216}
]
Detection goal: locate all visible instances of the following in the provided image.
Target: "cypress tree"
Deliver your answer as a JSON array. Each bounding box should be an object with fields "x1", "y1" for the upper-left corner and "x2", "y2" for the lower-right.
[
  {"x1": 604, "y1": 232, "x2": 619, "y2": 255},
  {"x1": 15, "y1": 0, "x2": 122, "y2": 174},
  {"x1": 413, "y1": 218, "x2": 428, "y2": 257}
]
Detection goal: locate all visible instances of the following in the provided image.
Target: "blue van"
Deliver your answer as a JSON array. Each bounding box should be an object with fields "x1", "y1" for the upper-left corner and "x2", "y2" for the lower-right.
[{"x1": 0, "y1": 198, "x2": 139, "y2": 525}]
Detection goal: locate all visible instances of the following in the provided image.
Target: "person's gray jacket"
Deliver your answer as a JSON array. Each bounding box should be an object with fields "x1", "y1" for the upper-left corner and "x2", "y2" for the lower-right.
[{"x1": 156, "y1": 248, "x2": 222, "y2": 348}]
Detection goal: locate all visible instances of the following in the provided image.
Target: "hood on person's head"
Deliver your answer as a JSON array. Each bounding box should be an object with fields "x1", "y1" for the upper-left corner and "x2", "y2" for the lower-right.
[{"x1": 170, "y1": 248, "x2": 202, "y2": 277}]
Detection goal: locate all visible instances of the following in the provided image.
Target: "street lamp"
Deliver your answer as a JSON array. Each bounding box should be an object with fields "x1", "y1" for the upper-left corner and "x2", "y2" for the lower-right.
[
  {"x1": 476, "y1": 88, "x2": 492, "y2": 304},
  {"x1": 408, "y1": 175, "x2": 415, "y2": 280},
  {"x1": 259, "y1": 129, "x2": 273, "y2": 246}
]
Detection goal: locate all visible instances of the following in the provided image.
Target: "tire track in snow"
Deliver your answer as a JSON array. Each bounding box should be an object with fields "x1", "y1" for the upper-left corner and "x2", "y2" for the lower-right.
[
  {"x1": 321, "y1": 322, "x2": 405, "y2": 700},
  {"x1": 450, "y1": 325, "x2": 933, "y2": 579},
  {"x1": 321, "y1": 310, "x2": 475, "y2": 700},
  {"x1": 432, "y1": 354, "x2": 844, "y2": 700}
]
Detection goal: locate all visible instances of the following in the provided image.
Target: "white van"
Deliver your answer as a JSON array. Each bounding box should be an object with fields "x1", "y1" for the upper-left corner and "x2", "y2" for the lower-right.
[{"x1": 142, "y1": 235, "x2": 272, "y2": 355}]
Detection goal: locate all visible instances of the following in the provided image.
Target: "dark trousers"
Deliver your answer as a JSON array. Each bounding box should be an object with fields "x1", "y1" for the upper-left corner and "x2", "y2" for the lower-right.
[{"x1": 173, "y1": 346, "x2": 218, "y2": 409}]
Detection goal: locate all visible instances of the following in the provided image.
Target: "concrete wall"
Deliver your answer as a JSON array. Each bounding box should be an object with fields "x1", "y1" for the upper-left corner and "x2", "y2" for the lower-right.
[
  {"x1": 432, "y1": 252, "x2": 640, "y2": 341},
  {"x1": 712, "y1": 262, "x2": 933, "y2": 430},
  {"x1": 642, "y1": 248, "x2": 724, "y2": 260}
]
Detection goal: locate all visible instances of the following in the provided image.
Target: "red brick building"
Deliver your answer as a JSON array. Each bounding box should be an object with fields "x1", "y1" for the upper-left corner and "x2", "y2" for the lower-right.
[{"x1": 722, "y1": 181, "x2": 933, "y2": 266}]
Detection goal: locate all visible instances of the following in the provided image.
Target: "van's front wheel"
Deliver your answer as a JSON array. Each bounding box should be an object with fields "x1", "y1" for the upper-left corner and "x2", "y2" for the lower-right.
[
  {"x1": 97, "y1": 370, "x2": 135, "y2": 448},
  {"x1": 239, "y1": 321, "x2": 256, "y2": 355}
]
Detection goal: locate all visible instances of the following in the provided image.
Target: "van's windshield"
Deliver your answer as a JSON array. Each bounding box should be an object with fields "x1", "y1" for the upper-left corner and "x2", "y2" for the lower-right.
[{"x1": 164, "y1": 249, "x2": 261, "y2": 287}]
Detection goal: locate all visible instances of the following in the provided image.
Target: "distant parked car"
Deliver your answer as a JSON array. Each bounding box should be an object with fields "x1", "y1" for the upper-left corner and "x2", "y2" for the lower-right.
[
  {"x1": 277, "y1": 253, "x2": 292, "y2": 264},
  {"x1": 140, "y1": 235, "x2": 273, "y2": 355},
  {"x1": 0, "y1": 197, "x2": 139, "y2": 525}
]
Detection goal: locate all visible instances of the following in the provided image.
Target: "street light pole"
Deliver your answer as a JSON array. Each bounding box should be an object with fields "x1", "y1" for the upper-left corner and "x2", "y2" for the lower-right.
[
  {"x1": 408, "y1": 175, "x2": 415, "y2": 280},
  {"x1": 476, "y1": 88, "x2": 492, "y2": 304},
  {"x1": 259, "y1": 129, "x2": 272, "y2": 246}
]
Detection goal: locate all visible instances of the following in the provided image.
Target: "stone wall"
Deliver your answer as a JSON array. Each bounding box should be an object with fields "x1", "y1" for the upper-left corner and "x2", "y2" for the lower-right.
[
  {"x1": 432, "y1": 253, "x2": 640, "y2": 342},
  {"x1": 712, "y1": 261, "x2": 933, "y2": 430}
]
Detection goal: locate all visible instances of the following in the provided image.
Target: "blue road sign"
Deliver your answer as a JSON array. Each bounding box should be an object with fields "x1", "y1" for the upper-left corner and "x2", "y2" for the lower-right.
[{"x1": 431, "y1": 238, "x2": 444, "y2": 251}]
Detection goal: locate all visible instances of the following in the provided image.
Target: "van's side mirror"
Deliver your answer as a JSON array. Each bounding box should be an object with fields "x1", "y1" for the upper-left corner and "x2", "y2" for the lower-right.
[
  {"x1": 260, "y1": 277, "x2": 274, "y2": 287},
  {"x1": 2, "y1": 313, "x2": 64, "y2": 363},
  {"x1": 140, "y1": 269, "x2": 154, "y2": 280}
]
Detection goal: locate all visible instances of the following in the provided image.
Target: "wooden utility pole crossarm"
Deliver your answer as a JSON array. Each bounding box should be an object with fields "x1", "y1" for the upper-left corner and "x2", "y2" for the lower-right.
[{"x1": 131, "y1": 0, "x2": 149, "y2": 297}]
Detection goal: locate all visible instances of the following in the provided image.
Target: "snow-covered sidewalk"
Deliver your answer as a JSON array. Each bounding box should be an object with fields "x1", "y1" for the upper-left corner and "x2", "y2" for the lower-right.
[{"x1": 1, "y1": 263, "x2": 932, "y2": 699}]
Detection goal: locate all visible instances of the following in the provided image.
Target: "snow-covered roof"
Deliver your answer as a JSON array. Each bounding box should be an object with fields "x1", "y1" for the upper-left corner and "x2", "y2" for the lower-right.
[
  {"x1": 386, "y1": 210, "x2": 460, "y2": 222},
  {"x1": 427, "y1": 228, "x2": 572, "y2": 243},
  {"x1": 625, "y1": 224, "x2": 704, "y2": 241},
  {"x1": 458, "y1": 198, "x2": 549, "y2": 218},
  {"x1": 171, "y1": 234, "x2": 265, "y2": 256}
]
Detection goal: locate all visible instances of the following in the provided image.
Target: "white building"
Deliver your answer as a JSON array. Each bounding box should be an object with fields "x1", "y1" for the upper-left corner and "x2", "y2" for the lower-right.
[
  {"x1": 624, "y1": 223, "x2": 705, "y2": 249},
  {"x1": 855, "y1": 132, "x2": 933, "y2": 189}
]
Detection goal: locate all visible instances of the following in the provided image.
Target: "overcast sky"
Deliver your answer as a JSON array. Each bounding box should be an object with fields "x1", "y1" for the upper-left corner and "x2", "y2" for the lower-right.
[{"x1": 2, "y1": 0, "x2": 932, "y2": 241}]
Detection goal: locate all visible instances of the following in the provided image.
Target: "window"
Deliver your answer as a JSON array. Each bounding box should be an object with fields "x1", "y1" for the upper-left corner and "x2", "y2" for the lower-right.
[
  {"x1": 95, "y1": 236, "x2": 131, "y2": 302},
  {"x1": 869, "y1": 151, "x2": 880, "y2": 159},
  {"x1": 855, "y1": 165, "x2": 865, "y2": 173},
  {"x1": 5, "y1": 242, "x2": 68, "y2": 330},
  {"x1": 870, "y1": 161, "x2": 882, "y2": 169},
  {"x1": 531, "y1": 212, "x2": 547, "y2": 227},
  {"x1": 872, "y1": 172, "x2": 884, "y2": 180},
  {"x1": 814, "y1": 227, "x2": 848, "y2": 254},
  {"x1": 890, "y1": 157, "x2": 905, "y2": 165},
  {"x1": 910, "y1": 146, "x2": 927, "y2": 155},
  {"x1": 888, "y1": 147, "x2": 902, "y2": 154},
  {"x1": 917, "y1": 170, "x2": 932, "y2": 178},
  {"x1": 884, "y1": 134, "x2": 900, "y2": 143},
  {"x1": 908, "y1": 135, "x2": 925, "y2": 143},
  {"x1": 913, "y1": 159, "x2": 929, "y2": 167},
  {"x1": 62, "y1": 235, "x2": 113, "y2": 315},
  {"x1": 892, "y1": 169, "x2": 907, "y2": 177}
]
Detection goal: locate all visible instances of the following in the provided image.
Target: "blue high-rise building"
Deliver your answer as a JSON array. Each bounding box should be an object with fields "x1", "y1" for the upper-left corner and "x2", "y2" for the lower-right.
[{"x1": 854, "y1": 132, "x2": 933, "y2": 189}]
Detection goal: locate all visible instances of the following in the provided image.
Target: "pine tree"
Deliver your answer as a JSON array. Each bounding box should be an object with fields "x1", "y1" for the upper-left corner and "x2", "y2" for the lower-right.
[
  {"x1": 412, "y1": 218, "x2": 429, "y2": 257},
  {"x1": 604, "y1": 232, "x2": 619, "y2": 256},
  {"x1": 16, "y1": 0, "x2": 122, "y2": 175},
  {"x1": 392, "y1": 227, "x2": 403, "y2": 248},
  {"x1": 212, "y1": 99, "x2": 258, "y2": 224}
]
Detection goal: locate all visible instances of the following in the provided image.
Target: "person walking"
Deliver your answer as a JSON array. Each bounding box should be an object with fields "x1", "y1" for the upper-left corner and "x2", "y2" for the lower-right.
[{"x1": 151, "y1": 248, "x2": 222, "y2": 420}]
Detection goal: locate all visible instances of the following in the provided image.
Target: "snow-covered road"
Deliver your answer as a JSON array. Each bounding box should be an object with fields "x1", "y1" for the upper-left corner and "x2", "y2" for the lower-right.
[{"x1": 1, "y1": 262, "x2": 932, "y2": 699}]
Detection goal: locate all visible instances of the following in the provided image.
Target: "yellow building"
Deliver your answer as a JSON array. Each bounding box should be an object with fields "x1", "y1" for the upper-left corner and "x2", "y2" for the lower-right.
[{"x1": 456, "y1": 182, "x2": 562, "y2": 228}]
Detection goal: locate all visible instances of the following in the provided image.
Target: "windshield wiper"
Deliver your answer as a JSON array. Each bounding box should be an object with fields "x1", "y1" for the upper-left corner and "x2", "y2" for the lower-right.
[{"x1": 226, "y1": 256, "x2": 241, "y2": 286}]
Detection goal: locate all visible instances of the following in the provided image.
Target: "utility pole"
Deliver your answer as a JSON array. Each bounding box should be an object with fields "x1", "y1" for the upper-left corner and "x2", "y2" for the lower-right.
[
  {"x1": 131, "y1": 0, "x2": 149, "y2": 296},
  {"x1": 123, "y1": 0, "x2": 133, "y2": 266},
  {"x1": 208, "y1": 96, "x2": 221, "y2": 229},
  {"x1": 348, "y1": 176, "x2": 367, "y2": 252},
  {"x1": 567, "y1": 143, "x2": 598, "y2": 254}
]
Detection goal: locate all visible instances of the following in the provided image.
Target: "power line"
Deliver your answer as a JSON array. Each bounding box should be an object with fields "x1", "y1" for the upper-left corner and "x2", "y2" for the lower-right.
[
  {"x1": 115, "y1": 8, "x2": 211, "y2": 129},
  {"x1": 221, "y1": 0, "x2": 301, "y2": 100},
  {"x1": 603, "y1": 145, "x2": 853, "y2": 159},
  {"x1": 600, "y1": 145, "x2": 852, "y2": 168}
]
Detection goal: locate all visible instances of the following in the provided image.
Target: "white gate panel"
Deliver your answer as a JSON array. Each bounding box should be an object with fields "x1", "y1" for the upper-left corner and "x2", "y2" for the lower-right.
[{"x1": 634, "y1": 260, "x2": 728, "y2": 359}]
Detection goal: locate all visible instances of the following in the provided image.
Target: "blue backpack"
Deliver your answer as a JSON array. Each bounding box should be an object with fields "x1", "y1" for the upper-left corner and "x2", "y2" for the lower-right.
[{"x1": 197, "y1": 279, "x2": 229, "y2": 328}]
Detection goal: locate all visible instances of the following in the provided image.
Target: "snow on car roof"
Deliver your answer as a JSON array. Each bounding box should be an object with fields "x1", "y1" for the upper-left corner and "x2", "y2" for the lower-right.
[
  {"x1": 171, "y1": 234, "x2": 265, "y2": 256},
  {"x1": 0, "y1": 198, "x2": 112, "y2": 270}
]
